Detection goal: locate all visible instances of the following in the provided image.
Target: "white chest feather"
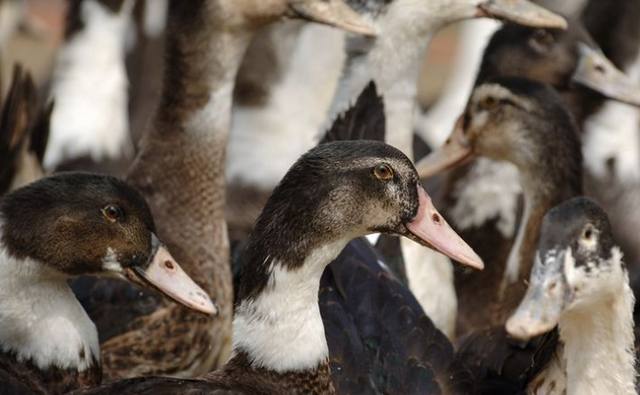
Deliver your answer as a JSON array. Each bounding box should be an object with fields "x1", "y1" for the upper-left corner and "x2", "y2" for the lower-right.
[
  {"x1": 232, "y1": 239, "x2": 348, "y2": 372},
  {"x1": 45, "y1": 0, "x2": 134, "y2": 169},
  {"x1": 0, "y1": 245, "x2": 99, "y2": 371},
  {"x1": 227, "y1": 25, "x2": 345, "y2": 189},
  {"x1": 449, "y1": 158, "x2": 521, "y2": 237},
  {"x1": 583, "y1": 54, "x2": 640, "y2": 183}
]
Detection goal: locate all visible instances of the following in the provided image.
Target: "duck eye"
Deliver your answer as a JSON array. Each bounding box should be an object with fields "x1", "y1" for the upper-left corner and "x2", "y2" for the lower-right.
[
  {"x1": 102, "y1": 204, "x2": 123, "y2": 223},
  {"x1": 529, "y1": 29, "x2": 554, "y2": 52},
  {"x1": 373, "y1": 163, "x2": 394, "y2": 181},
  {"x1": 484, "y1": 97, "x2": 497, "y2": 109},
  {"x1": 583, "y1": 228, "x2": 593, "y2": 240}
]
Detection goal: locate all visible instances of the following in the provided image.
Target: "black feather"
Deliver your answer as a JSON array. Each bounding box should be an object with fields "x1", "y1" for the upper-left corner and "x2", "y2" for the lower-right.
[
  {"x1": 320, "y1": 82, "x2": 385, "y2": 144},
  {"x1": 0, "y1": 64, "x2": 36, "y2": 195}
]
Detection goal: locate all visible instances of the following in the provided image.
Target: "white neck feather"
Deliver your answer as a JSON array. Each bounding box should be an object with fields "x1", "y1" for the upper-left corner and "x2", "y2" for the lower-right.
[
  {"x1": 560, "y1": 249, "x2": 636, "y2": 395},
  {"x1": 226, "y1": 25, "x2": 345, "y2": 189},
  {"x1": 0, "y1": 237, "x2": 99, "y2": 372},
  {"x1": 583, "y1": 53, "x2": 640, "y2": 183},
  {"x1": 327, "y1": 1, "x2": 480, "y2": 159},
  {"x1": 450, "y1": 158, "x2": 521, "y2": 237},
  {"x1": 232, "y1": 238, "x2": 349, "y2": 372}
]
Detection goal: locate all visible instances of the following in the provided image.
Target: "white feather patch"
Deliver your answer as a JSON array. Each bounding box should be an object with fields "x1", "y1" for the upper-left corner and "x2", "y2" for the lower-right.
[
  {"x1": 402, "y1": 238, "x2": 457, "y2": 339},
  {"x1": 226, "y1": 24, "x2": 345, "y2": 189},
  {"x1": 449, "y1": 158, "x2": 521, "y2": 237},
  {"x1": 0, "y1": 234, "x2": 99, "y2": 371},
  {"x1": 232, "y1": 238, "x2": 349, "y2": 372},
  {"x1": 45, "y1": 0, "x2": 134, "y2": 169},
  {"x1": 582, "y1": 55, "x2": 640, "y2": 183}
]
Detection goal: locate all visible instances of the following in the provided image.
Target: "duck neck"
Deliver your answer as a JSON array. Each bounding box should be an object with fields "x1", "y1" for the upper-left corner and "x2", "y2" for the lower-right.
[
  {"x1": 0, "y1": 227, "x2": 99, "y2": 376},
  {"x1": 502, "y1": 157, "x2": 582, "y2": 290},
  {"x1": 232, "y1": 237, "x2": 350, "y2": 374},
  {"x1": 329, "y1": 32, "x2": 430, "y2": 159},
  {"x1": 559, "y1": 253, "x2": 636, "y2": 395},
  {"x1": 127, "y1": 2, "x2": 254, "y2": 299},
  {"x1": 328, "y1": 4, "x2": 477, "y2": 159}
]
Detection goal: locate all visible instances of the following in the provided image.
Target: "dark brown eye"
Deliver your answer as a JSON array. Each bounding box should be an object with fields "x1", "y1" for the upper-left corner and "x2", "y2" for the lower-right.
[
  {"x1": 484, "y1": 97, "x2": 497, "y2": 109},
  {"x1": 529, "y1": 29, "x2": 554, "y2": 52},
  {"x1": 102, "y1": 204, "x2": 123, "y2": 223},
  {"x1": 583, "y1": 228, "x2": 593, "y2": 240},
  {"x1": 373, "y1": 163, "x2": 394, "y2": 181}
]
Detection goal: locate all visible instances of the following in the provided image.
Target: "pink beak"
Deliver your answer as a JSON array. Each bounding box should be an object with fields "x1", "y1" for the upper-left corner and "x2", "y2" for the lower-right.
[{"x1": 406, "y1": 186, "x2": 484, "y2": 270}]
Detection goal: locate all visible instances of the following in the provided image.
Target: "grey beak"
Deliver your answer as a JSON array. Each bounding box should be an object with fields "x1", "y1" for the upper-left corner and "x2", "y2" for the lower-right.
[
  {"x1": 573, "y1": 43, "x2": 640, "y2": 107},
  {"x1": 288, "y1": 0, "x2": 376, "y2": 37},
  {"x1": 477, "y1": 0, "x2": 567, "y2": 29},
  {"x1": 506, "y1": 249, "x2": 570, "y2": 340}
]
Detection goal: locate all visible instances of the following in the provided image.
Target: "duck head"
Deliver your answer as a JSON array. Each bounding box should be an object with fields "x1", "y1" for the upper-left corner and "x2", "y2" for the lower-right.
[
  {"x1": 477, "y1": 22, "x2": 640, "y2": 108},
  {"x1": 505, "y1": 197, "x2": 623, "y2": 340},
  {"x1": 250, "y1": 140, "x2": 483, "y2": 271},
  {"x1": 416, "y1": 77, "x2": 581, "y2": 180},
  {"x1": 0, "y1": 172, "x2": 217, "y2": 315}
]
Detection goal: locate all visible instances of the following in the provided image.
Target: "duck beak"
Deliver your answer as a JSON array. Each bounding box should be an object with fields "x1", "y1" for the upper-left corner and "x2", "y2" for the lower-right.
[
  {"x1": 477, "y1": 0, "x2": 567, "y2": 29},
  {"x1": 572, "y1": 43, "x2": 640, "y2": 107},
  {"x1": 506, "y1": 249, "x2": 570, "y2": 340},
  {"x1": 416, "y1": 115, "x2": 474, "y2": 179},
  {"x1": 405, "y1": 185, "x2": 484, "y2": 270},
  {"x1": 125, "y1": 234, "x2": 218, "y2": 316},
  {"x1": 288, "y1": 0, "x2": 376, "y2": 37}
]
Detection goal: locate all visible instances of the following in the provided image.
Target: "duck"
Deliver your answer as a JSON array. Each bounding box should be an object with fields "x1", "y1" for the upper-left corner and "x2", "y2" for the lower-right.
[
  {"x1": 223, "y1": 0, "x2": 566, "y2": 339},
  {"x1": 71, "y1": 0, "x2": 378, "y2": 380},
  {"x1": 77, "y1": 132, "x2": 486, "y2": 394},
  {"x1": 0, "y1": 64, "x2": 50, "y2": 196},
  {"x1": 45, "y1": 0, "x2": 136, "y2": 174},
  {"x1": 0, "y1": 172, "x2": 215, "y2": 394},
  {"x1": 417, "y1": 77, "x2": 583, "y2": 333},
  {"x1": 506, "y1": 197, "x2": 636, "y2": 395},
  {"x1": 328, "y1": 0, "x2": 566, "y2": 338},
  {"x1": 415, "y1": 16, "x2": 640, "y2": 332}
]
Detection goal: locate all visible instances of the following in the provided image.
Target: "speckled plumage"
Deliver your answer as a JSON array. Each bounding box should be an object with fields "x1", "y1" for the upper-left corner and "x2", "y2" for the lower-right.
[{"x1": 0, "y1": 349, "x2": 101, "y2": 395}]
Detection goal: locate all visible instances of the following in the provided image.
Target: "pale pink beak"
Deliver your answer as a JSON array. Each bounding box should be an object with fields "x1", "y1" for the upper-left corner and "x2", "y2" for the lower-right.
[
  {"x1": 406, "y1": 186, "x2": 484, "y2": 270},
  {"x1": 125, "y1": 237, "x2": 218, "y2": 316}
]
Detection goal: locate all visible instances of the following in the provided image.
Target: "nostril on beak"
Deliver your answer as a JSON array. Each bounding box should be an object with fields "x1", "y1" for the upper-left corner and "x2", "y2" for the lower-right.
[
  {"x1": 164, "y1": 260, "x2": 175, "y2": 270},
  {"x1": 595, "y1": 64, "x2": 605, "y2": 74},
  {"x1": 432, "y1": 213, "x2": 441, "y2": 224}
]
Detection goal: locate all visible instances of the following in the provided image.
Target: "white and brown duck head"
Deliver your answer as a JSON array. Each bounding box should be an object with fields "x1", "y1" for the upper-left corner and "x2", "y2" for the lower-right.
[{"x1": 417, "y1": 77, "x2": 583, "y2": 322}]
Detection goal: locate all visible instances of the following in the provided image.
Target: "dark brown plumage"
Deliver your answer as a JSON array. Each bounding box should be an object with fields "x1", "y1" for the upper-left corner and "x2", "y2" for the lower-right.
[{"x1": 0, "y1": 65, "x2": 49, "y2": 196}]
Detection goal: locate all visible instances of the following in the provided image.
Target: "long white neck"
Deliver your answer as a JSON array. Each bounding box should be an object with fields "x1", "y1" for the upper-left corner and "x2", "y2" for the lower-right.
[
  {"x1": 232, "y1": 238, "x2": 349, "y2": 372},
  {"x1": 327, "y1": 2, "x2": 478, "y2": 159},
  {"x1": 0, "y1": 237, "x2": 99, "y2": 372},
  {"x1": 328, "y1": 31, "x2": 431, "y2": 160},
  {"x1": 560, "y1": 253, "x2": 636, "y2": 395},
  {"x1": 227, "y1": 25, "x2": 346, "y2": 189}
]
